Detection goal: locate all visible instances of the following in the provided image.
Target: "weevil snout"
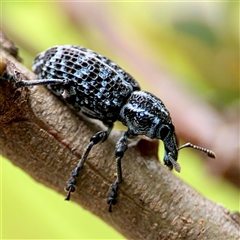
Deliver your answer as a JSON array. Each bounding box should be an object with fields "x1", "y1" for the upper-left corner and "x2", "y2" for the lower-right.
[{"x1": 161, "y1": 131, "x2": 181, "y2": 172}]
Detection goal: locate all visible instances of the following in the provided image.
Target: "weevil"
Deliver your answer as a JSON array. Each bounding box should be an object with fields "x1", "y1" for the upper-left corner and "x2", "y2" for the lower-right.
[{"x1": 15, "y1": 45, "x2": 215, "y2": 212}]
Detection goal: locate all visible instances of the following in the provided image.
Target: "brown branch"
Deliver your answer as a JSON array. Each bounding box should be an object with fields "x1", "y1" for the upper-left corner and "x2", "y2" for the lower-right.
[{"x1": 1, "y1": 36, "x2": 239, "y2": 240}]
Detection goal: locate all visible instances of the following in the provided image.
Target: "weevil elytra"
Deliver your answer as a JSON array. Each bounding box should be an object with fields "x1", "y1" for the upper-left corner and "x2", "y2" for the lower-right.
[{"x1": 14, "y1": 45, "x2": 215, "y2": 212}]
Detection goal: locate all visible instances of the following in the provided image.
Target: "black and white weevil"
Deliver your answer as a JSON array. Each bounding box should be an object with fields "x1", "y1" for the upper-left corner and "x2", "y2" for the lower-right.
[{"x1": 16, "y1": 45, "x2": 216, "y2": 212}]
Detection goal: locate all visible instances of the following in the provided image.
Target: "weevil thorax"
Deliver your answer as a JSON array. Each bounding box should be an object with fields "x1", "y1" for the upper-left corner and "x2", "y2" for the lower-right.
[{"x1": 119, "y1": 91, "x2": 179, "y2": 169}]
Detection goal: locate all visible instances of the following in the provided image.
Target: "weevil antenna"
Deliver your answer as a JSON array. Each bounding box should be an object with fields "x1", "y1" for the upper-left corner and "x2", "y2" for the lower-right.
[{"x1": 178, "y1": 142, "x2": 216, "y2": 158}]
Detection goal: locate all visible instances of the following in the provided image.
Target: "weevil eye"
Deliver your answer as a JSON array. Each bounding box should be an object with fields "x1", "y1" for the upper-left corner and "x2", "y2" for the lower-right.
[{"x1": 159, "y1": 125, "x2": 171, "y2": 140}]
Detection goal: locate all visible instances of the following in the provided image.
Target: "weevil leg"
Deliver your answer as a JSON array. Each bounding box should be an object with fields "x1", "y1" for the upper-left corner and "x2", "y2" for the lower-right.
[
  {"x1": 16, "y1": 79, "x2": 67, "y2": 87},
  {"x1": 65, "y1": 123, "x2": 113, "y2": 200},
  {"x1": 107, "y1": 131, "x2": 129, "y2": 212}
]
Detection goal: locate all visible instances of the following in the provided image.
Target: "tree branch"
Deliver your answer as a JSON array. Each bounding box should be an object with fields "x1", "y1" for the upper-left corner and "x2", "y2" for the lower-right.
[{"x1": 1, "y1": 35, "x2": 239, "y2": 240}]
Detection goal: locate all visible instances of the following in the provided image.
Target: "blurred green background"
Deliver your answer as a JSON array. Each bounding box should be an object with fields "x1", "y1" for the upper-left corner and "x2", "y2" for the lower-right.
[{"x1": 1, "y1": 2, "x2": 239, "y2": 239}]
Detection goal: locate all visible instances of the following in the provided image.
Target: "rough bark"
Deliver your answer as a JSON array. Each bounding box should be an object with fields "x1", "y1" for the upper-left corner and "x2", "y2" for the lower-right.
[{"x1": 1, "y1": 35, "x2": 239, "y2": 240}]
